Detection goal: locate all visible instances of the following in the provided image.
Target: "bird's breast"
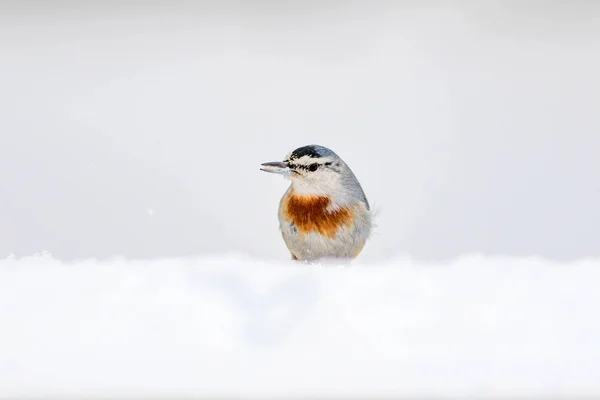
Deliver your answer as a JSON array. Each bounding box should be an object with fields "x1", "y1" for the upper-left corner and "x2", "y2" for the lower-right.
[{"x1": 281, "y1": 190, "x2": 354, "y2": 239}]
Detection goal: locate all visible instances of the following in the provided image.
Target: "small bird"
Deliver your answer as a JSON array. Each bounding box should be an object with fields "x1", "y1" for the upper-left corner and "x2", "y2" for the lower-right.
[{"x1": 261, "y1": 144, "x2": 372, "y2": 262}]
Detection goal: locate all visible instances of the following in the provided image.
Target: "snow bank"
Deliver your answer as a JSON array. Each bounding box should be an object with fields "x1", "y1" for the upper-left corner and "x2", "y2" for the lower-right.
[{"x1": 1, "y1": 253, "x2": 599, "y2": 398}]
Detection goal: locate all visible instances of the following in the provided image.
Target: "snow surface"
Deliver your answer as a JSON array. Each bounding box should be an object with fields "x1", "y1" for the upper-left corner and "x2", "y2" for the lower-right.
[{"x1": 1, "y1": 253, "x2": 599, "y2": 398}]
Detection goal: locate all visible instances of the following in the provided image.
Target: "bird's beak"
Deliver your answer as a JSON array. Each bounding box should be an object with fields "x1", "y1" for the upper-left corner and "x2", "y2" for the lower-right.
[{"x1": 260, "y1": 161, "x2": 292, "y2": 175}]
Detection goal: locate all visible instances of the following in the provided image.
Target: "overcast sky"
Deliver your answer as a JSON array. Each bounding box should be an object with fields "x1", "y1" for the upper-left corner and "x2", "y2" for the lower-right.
[{"x1": 1, "y1": 1, "x2": 598, "y2": 262}]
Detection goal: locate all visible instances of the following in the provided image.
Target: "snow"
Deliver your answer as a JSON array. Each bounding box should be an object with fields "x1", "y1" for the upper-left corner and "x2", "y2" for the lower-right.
[{"x1": 1, "y1": 253, "x2": 599, "y2": 398}]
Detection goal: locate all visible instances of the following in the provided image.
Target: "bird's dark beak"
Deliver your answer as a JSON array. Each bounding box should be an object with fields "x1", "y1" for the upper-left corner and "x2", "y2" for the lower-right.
[{"x1": 260, "y1": 161, "x2": 292, "y2": 175}]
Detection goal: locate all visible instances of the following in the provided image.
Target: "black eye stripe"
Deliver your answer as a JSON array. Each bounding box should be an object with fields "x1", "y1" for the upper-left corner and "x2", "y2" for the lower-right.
[{"x1": 289, "y1": 162, "x2": 332, "y2": 171}]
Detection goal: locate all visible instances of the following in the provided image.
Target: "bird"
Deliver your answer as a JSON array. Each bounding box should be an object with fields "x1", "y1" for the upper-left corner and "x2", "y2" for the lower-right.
[{"x1": 260, "y1": 144, "x2": 372, "y2": 262}]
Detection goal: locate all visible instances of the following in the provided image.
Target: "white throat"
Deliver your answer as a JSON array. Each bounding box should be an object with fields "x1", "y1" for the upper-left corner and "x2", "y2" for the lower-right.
[{"x1": 288, "y1": 172, "x2": 353, "y2": 211}]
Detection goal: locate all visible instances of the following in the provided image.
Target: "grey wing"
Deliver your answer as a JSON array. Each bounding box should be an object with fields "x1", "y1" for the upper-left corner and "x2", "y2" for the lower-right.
[
  {"x1": 342, "y1": 169, "x2": 370, "y2": 211},
  {"x1": 356, "y1": 182, "x2": 370, "y2": 211}
]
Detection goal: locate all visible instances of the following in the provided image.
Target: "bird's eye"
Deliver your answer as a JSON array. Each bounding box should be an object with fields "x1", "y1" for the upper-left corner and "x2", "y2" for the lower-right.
[{"x1": 308, "y1": 164, "x2": 318, "y2": 172}]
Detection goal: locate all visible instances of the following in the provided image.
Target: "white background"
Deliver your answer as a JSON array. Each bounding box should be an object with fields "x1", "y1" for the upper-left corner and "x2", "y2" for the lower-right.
[{"x1": 1, "y1": 2, "x2": 598, "y2": 262}]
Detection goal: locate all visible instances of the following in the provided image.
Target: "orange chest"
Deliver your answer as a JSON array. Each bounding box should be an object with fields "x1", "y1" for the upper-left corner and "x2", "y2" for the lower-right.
[{"x1": 281, "y1": 192, "x2": 354, "y2": 238}]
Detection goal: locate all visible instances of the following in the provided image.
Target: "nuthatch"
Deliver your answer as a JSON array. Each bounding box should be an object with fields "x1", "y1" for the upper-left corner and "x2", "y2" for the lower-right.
[{"x1": 261, "y1": 144, "x2": 372, "y2": 262}]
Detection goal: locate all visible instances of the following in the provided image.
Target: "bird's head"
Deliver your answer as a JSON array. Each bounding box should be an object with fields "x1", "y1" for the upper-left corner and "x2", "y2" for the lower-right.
[{"x1": 261, "y1": 144, "x2": 370, "y2": 210}]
